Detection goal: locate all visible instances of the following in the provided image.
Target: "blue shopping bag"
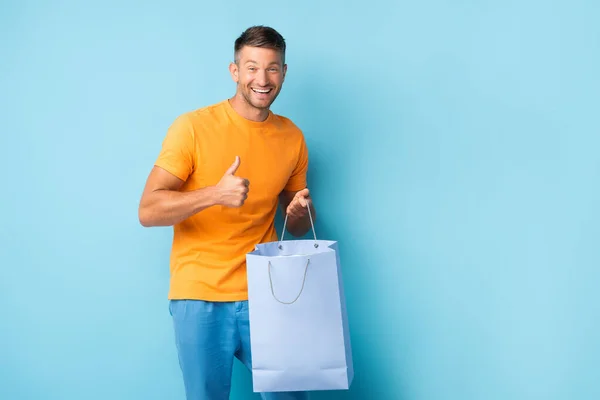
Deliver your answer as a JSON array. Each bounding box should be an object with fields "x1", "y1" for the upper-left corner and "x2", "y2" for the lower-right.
[{"x1": 246, "y1": 207, "x2": 354, "y2": 393}]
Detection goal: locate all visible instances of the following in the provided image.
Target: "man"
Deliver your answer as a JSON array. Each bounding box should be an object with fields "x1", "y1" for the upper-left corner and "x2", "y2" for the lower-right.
[{"x1": 138, "y1": 26, "x2": 314, "y2": 400}]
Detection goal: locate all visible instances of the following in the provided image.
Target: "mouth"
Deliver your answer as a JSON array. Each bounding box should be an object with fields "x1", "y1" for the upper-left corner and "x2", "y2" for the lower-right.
[{"x1": 251, "y1": 88, "x2": 273, "y2": 95}]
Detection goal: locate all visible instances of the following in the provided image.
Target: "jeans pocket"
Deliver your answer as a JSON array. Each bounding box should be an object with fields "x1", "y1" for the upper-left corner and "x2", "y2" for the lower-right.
[{"x1": 169, "y1": 299, "x2": 187, "y2": 318}]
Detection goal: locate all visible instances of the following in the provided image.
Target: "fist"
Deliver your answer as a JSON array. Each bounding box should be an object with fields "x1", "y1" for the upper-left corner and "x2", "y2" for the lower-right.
[
  {"x1": 286, "y1": 188, "x2": 311, "y2": 218},
  {"x1": 217, "y1": 156, "x2": 249, "y2": 207}
]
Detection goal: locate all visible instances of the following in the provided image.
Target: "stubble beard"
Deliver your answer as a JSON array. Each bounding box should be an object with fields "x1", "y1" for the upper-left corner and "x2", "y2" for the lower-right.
[{"x1": 240, "y1": 85, "x2": 281, "y2": 111}]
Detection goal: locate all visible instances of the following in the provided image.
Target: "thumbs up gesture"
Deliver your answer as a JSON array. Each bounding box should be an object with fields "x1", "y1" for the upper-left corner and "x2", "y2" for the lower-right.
[{"x1": 216, "y1": 156, "x2": 249, "y2": 207}]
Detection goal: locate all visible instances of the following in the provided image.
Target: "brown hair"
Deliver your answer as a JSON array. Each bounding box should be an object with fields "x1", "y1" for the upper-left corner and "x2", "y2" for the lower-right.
[{"x1": 234, "y1": 25, "x2": 286, "y2": 64}]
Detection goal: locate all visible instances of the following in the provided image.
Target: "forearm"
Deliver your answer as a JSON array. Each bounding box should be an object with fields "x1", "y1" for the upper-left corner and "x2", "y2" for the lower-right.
[{"x1": 139, "y1": 186, "x2": 221, "y2": 227}]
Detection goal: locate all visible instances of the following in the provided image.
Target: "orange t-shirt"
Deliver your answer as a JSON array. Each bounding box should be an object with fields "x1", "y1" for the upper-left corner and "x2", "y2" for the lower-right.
[{"x1": 154, "y1": 99, "x2": 309, "y2": 301}]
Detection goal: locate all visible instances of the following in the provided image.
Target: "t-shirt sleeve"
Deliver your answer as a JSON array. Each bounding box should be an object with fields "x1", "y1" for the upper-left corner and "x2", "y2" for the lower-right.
[
  {"x1": 284, "y1": 135, "x2": 309, "y2": 192},
  {"x1": 154, "y1": 114, "x2": 196, "y2": 181}
]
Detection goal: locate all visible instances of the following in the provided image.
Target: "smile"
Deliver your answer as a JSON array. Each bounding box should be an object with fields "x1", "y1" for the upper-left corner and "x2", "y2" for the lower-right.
[{"x1": 252, "y1": 88, "x2": 272, "y2": 94}]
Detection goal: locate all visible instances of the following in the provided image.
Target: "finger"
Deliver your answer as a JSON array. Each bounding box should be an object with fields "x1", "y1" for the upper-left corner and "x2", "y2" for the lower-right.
[
  {"x1": 299, "y1": 188, "x2": 309, "y2": 197},
  {"x1": 287, "y1": 205, "x2": 301, "y2": 217},
  {"x1": 289, "y1": 200, "x2": 306, "y2": 215},
  {"x1": 243, "y1": 178, "x2": 250, "y2": 187},
  {"x1": 288, "y1": 207, "x2": 305, "y2": 218},
  {"x1": 295, "y1": 188, "x2": 309, "y2": 202},
  {"x1": 299, "y1": 196, "x2": 307, "y2": 207},
  {"x1": 225, "y1": 156, "x2": 241, "y2": 175},
  {"x1": 286, "y1": 201, "x2": 298, "y2": 215}
]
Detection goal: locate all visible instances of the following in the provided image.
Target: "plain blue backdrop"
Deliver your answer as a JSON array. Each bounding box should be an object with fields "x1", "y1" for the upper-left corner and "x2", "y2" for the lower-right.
[{"x1": 1, "y1": 1, "x2": 599, "y2": 399}]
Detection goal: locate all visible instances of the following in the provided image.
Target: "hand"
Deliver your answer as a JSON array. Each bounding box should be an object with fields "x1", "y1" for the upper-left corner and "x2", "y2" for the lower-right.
[
  {"x1": 286, "y1": 188, "x2": 312, "y2": 218},
  {"x1": 216, "y1": 156, "x2": 249, "y2": 207}
]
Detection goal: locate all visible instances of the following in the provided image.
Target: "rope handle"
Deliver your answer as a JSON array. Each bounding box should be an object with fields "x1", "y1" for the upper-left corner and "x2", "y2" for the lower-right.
[
  {"x1": 279, "y1": 198, "x2": 318, "y2": 249},
  {"x1": 268, "y1": 258, "x2": 311, "y2": 304}
]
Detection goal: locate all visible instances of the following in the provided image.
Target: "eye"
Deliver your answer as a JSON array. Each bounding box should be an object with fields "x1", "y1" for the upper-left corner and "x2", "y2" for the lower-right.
[{"x1": 248, "y1": 67, "x2": 256, "y2": 72}]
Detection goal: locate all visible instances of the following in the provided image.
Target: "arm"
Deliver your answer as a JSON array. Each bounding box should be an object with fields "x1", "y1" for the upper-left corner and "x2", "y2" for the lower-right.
[
  {"x1": 138, "y1": 166, "x2": 219, "y2": 227},
  {"x1": 279, "y1": 188, "x2": 316, "y2": 237},
  {"x1": 139, "y1": 156, "x2": 249, "y2": 227}
]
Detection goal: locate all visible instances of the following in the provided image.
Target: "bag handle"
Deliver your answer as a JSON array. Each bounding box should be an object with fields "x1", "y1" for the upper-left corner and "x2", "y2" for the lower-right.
[
  {"x1": 278, "y1": 199, "x2": 318, "y2": 250},
  {"x1": 268, "y1": 258, "x2": 310, "y2": 304}
]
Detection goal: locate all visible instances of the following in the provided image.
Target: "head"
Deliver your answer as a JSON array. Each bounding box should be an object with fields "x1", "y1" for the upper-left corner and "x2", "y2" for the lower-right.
[{"x1": 229, "y1": 26, "x2": 287, "y2": 111}]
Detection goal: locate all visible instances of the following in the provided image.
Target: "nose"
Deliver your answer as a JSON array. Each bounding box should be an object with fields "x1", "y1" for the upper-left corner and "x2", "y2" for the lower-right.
[{"x1": 256, "y1": 70, "x2": 268, "y2": 86}]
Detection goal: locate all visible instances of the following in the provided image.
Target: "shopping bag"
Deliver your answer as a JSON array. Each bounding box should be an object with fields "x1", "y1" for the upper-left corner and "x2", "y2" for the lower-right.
[{"x1": 246, "y1": 207, "x2": 354, "y2": 392}]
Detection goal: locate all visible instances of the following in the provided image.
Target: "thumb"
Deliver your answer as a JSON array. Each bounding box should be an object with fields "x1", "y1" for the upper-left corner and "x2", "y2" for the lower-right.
[
  {"x1": 297, "y1": 188, "x2": 310, "y2": 206},
  {"x1": 298, "y1": 188, "x2": 310, "y2": 198},
  {"x1": 224, "y1": 156, "x2": 240, "y2": 175}
]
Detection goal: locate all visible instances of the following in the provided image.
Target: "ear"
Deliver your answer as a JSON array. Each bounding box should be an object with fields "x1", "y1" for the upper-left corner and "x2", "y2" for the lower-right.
[{"x1": 229, "y1": 62, "x2": 239, "y2": 83}]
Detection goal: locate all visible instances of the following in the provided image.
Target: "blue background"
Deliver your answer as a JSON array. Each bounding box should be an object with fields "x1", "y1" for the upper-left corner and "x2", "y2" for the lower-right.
[{"x1": 1, "y1": 1, "x2": 599, "y2": 399}]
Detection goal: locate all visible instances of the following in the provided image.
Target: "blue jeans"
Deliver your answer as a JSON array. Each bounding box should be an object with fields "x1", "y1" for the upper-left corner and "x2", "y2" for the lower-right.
[{"x1": 169, "y1": 299, "x2": 309, "y2": 400}]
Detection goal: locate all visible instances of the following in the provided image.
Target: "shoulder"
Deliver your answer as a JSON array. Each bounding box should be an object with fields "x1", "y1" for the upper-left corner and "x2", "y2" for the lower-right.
[
  {"x1": 166, "y1": 101, "x2": 231, "y2": 140},
  {"x1": 270, "y1": 113, "x2": 304, "y2": 138},
  {"x1": 270, "y1": 113, "x2": 309, "y2": 162},
  {"x1": 178, "y1": 100, "x2": 228, "y2": 125}
]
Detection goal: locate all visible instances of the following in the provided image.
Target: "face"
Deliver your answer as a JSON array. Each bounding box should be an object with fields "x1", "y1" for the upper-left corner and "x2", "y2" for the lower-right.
[{"x1": 230, "y1": 46, "x2": 287, "y2": 110}]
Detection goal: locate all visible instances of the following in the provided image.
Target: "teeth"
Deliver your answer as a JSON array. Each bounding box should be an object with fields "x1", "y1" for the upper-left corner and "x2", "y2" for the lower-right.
[{"x1": 252, "y1": 88, "x2": 271, "y2": 93}]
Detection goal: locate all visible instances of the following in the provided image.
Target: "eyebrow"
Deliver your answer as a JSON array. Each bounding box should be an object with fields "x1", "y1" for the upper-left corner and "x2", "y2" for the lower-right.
[{"x1": 244, "y1": 60, "x2": 280, "y2": 66}]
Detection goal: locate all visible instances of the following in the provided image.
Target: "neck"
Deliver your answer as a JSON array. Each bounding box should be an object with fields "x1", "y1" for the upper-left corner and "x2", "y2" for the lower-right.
[{"x1": 229, "y1": 94, "x2": 270, "y2": 122}]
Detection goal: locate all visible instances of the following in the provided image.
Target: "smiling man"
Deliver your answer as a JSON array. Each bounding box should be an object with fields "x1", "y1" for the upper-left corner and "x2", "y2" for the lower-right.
[{"x1": 138, "y1": 26, "x2": 314, "y2": 400}]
